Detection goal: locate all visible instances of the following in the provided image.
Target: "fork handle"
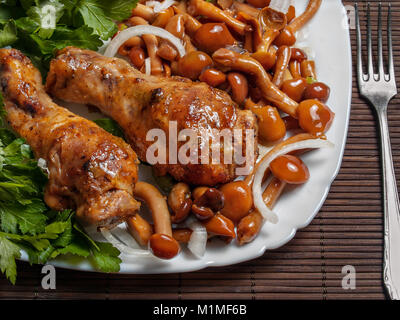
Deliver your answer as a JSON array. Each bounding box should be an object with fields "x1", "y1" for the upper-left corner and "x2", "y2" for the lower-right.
[{"x1": 377, "y1": 108, "x2": 400, "y2": 300}]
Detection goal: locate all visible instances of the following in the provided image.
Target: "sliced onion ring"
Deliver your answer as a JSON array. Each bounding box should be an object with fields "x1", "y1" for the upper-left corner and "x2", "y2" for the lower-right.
[
  {"x1": 113, "y1": 225, "x2": 142, "y2": 249},
  {"x1": 104, "y1": 25, "x2": 186, "y2": 58},
  {"x1": 269, "y1": 0, "x2": 291, "y2": 13},
  {"x1": 146, "y1": 0, "x2": 176, "y2": 13},
  {"x1": 100, "y1": 228, "x2": 151, "y2": 256},
  {"x1": 144, "y1": 57, "x2": 151, "y2": 75},
  {"x1": 252, "y1": 138, "x2": 334, "y2": 223},
  {"x1": 187, "y1": 218, "x2": 207, "y2": 258}
]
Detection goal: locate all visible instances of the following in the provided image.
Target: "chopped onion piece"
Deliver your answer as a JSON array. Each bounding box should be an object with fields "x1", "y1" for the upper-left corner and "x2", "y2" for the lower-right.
[
  {"x1": 37, "y1": 158, "x2": 49, "y2": 174},
  {"x1": 146, "y1": 0, "x2": 176, "y2": 12},
  {"x1": 144, "y1": 57, "x2": 151, "y2": 75},
  {"x1": 187, "y1": 218, "x2": 207, "y2": 258},
  {"x1": 252, "y1": 139, "x2": 334, "y2": 223},
  {"x1": 269, "y1": 0, "x2": 291, "y2": 13},
  {"x1": 114, "y1": 225, "x2": 142, "y2": 249},
  {"x1": 146, "y1": 1, "x2": 159, "y2": 8},
  {"x1": 100, "y1": 228, "x2": 151, "y2": 256},
  {"x1": 104, "y1": 25, "x2": 186, "y2": 58}
]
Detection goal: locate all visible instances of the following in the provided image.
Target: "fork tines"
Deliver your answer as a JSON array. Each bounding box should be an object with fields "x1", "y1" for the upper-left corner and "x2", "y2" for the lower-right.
[{"x1": 355, "y1": 2, "x2": 395, "y2": 85}]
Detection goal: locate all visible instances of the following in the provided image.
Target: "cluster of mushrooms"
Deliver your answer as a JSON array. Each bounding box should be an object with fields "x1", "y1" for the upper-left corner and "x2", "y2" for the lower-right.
[{"x1": 110, "y1": 0, "x2": 335, "y2": 260}]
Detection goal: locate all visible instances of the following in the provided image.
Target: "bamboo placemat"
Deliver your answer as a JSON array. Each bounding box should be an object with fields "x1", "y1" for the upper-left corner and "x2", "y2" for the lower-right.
[{"x1": 0, "y1": 0, "x2": 398, "y2": 300}]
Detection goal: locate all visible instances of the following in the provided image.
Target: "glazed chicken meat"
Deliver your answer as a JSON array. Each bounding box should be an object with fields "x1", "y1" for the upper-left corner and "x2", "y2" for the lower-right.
[
  {"x1": 46, "y1": 47, "x2": 258, "y2": 186},
  {"x1": 0, "y1": 48, "x2": 140, "y2": 228}
]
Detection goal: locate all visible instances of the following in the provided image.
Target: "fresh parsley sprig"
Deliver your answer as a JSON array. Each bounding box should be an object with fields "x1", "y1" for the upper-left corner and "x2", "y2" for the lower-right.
[
  {"x1": 0, "y1": 0, "x2": 140, "y2": 284},
  {"x1": 0, "y1": 78, "x2": 123, "y2": 285},
  {"x1": 0, "y1": 125, "x2": 123, "y2": 284},
  {"x1": 0, "y1": 0, "x2": 138, "y2": 73}
]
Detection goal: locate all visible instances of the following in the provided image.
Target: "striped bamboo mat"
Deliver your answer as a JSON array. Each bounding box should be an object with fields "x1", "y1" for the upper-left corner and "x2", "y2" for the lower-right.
[{"x1": 0, "y1": 0, "x2": 398, "y2": 300}]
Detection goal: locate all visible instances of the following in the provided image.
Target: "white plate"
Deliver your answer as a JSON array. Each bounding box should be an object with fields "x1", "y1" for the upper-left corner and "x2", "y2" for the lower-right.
[{"x1": 21, "y1": 0, "x2": 352, "y2": 273}]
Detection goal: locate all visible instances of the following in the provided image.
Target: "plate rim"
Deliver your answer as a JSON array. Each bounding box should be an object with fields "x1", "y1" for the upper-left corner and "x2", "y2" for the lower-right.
[{"x1": 19, "y1": 0, "x2": 353, "y2": 274}]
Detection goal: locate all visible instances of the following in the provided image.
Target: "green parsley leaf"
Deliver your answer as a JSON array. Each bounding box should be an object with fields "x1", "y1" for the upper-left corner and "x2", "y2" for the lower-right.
[
  {"x1": 0, "y1": 20, "x2": 17, "y2": 47},
  {"x1": 0, "y1": 197, "x2": 47, "y2": 235},
  {"x1": 0, "y1": 231, "x2": 57, "y2": 250},
  {"x1": 90, "y1": 241, "x2": 121, "y2": 273},
  {"x1": 74, "y1": 0, "x2": 118, "y2": 40},
  {"x1": 52, "y1": 236, "x2": 90, "y2": 258},
  {"x1": 45, "y1": 221, "x2": 70, "y2": 234},
  {"x1": 0, "y1": 235, "x2": 21, "y2": 284},
  {"x1": 50, "y1": 25, "x2": 102, "y2": 50},
  {"x1": 0, "y1": 126, "x2": 123, "y2": 283},
  {"x1": 94, "y1": 118, "x2": 125, "y2": 139},
  {"x1": 20, "y1": 0, "x2": 35, "y2": 11},
  {"x1": 13, "y1": 16, "x2": 39, "y2": 34},
  {"x1": 0, "y1": 128, "x2": 16, "y2": 146},
  {"x1": 29, "y1": 25, "x2": 102, "y2": 55},
  {"x1": 50, "y1": 210, "x2": 74, "y2": 247},
  {"x1": 0, "y1": 2, "x2": 25, "y2": 24},
  {"x1": 26, "y1": 1, "x2": 65, "y2": 39},
  {"x1": 95, "y1": 0, "x2": 139, "y2": 21},
  {"x1": 0, "y1": 0, "x2": 136, "y2": 282},
  {"x1": 60, "y1": 0, "x2": 137, "y2": 40},
  {"x1": 306, "y1": 76, "x2": 316, "y2": 84},
  {"x1": 73, "y1": 222, "x2": 100, "y2": 251}
]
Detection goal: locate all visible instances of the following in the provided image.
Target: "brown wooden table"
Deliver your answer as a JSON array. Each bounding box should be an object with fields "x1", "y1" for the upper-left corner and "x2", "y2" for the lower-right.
[{"x1": 0, "y1": 0, "x2": 399, "y2": 300}]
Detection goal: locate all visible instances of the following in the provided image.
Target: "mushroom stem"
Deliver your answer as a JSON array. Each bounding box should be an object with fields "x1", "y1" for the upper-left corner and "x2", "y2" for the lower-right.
[
  {"x1": 274, "y1": 0, "x2": 322, "y2": 46},
  {"x1": 256, "y1": 28, "x2": 279, "y2": 52},
  {"x1": 133, "y1": 181, "x2": 180, "y2": 259},
  {"x1": 288, "y1": 0, "x2": 322, "y2": 33},
  {"x1": 257, "y1": 7, "x2": 287, "y2": 52},
  {"x1": 272, "y1": 45, "x2": 291, "y2": 88},
  {"x1": 152, "y1": 7, "x2": 175, "y2": 28},
  {"x1": 183, "y1": 34, "x2": 197, "y2": 53},
  {"x1": 237, "y1": 176, "x2": 285, "y2": 245},
  {"x1": 300, "y1": 60, "x2": 317, "y2": 79},
  {"x1": 128, "y1": 16, "x2": 164, "y2": 75},
  {"x1": 174, "y1": 6, "x2": 202, "y2": 36},
  {"x1": 168, "y1": 183, "x2": 192, "y2": 223},
  {"x1": 188, "y1": 0, "x2": 249, "y2": 35},
  {"x1": 131, "y1": 4, "x2": 156, "y2": 22},
  {"x1": 133, "y1": 182, "x2": 172, "y2": 236},
  {"x1": 165, "y1": 14, "x2": 186, "y2": 39},
  {"x1": 157, "y1": 13, "x2": 186, "y2": 61},
  {"x1": 126, "y1": 213, "x2": 153, "y2": 246},
  {"x1": 236, "y1": 11, "x2": 262, "y2": 52},
  {"x1": 243, "y1": 132, "x2": 316, "y2": 187},
  {"x1": 262, "y1": 176, "x2": 286, "y2": 208},
  {"x1": 233, "y1": 1, "x2": 260, "y2": 18},
  {"x1": 289, "y1": 60, "x2": 302, "y2": 78},
  {"x1": 213, "y1": 48, "x2": 298, "y2": 117}
]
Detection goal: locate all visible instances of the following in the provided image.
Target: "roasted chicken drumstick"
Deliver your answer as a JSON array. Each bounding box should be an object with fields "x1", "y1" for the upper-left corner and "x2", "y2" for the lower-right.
[
  {"x1": 46, "y1": 47, "x2": 257, "y2": 186},
  {"x1": 0, "y1": 48, "x2": 140, "y2": 228}
]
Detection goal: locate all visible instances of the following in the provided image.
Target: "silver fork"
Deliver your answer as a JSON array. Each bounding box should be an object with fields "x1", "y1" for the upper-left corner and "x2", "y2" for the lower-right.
[{"x1": 355, "y1": 2, "x2": 399, "y2": 299}]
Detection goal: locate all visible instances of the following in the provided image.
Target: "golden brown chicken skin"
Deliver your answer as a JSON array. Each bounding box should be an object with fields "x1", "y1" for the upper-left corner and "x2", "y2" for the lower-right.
[
  {"x1": 46, "y1": 47, "x2": 257, "y2": 186},
  {"x1": 0, "y1": 48, "x2": 140, "y2": 228}
]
